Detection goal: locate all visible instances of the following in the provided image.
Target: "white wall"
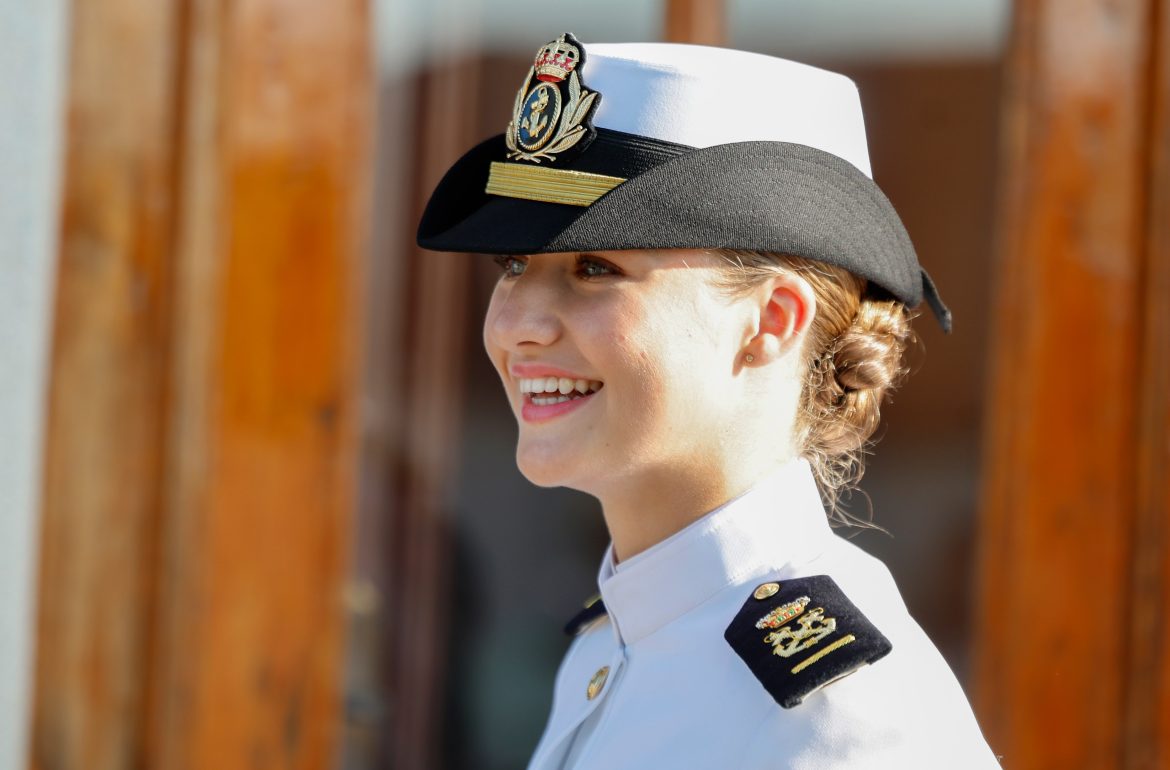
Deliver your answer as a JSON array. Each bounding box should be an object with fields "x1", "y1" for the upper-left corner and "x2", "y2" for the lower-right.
[
  {"x1": 377, "y1": 0, "x2": 1008, "y2": 71},
  {"x1": 0, "y1": 2, "x2": 69, "y2": 766},
  {"x1": 729, "y1": 0, "x2": 1010, "y2": 60}
]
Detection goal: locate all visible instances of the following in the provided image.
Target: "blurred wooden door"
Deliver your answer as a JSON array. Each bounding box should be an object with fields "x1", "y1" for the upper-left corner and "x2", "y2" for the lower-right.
[
  {"x1": 31, "y1": 1, "x2": 371, "y2": 768},
  {"x1": 974, "y1": 0, "x2": 1170, "y2": 767}
]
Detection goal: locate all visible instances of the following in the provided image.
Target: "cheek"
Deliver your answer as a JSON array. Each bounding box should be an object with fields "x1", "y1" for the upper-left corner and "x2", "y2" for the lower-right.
[
  {"x1": 482, "y1": 287, "x2": 503, "y2": 351},
  {"x1": 650, "y1": 302, "x2": 736, "y2": 415},
  {"x1": 482, "y1": 297, "x2": 511, "y2": 388},
  {"x1": 603, "y1": 312, "x2": 686, "y2": 415}
]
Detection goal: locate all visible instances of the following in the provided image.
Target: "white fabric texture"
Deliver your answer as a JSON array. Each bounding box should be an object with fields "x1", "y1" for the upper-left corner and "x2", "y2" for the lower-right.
[
  {"x1": 526, "y1": 459, "x2": 1001, "y2": 769},
  {"x1": 585, "y1": 43, "x2": 873, "y2": 178}
]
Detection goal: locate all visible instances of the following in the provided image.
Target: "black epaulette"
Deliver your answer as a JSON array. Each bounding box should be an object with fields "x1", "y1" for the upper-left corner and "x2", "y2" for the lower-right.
[
  {"x1": 563, "y1": 594, "x2": 607, "y2": 636},
  {"x1": 724, "y1": 575, "x2": 892, "y2": 708}
]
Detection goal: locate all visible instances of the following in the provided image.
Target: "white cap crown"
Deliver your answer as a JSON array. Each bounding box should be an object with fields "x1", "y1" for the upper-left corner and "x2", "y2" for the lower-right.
[{"x1": 585, "y1": 43, "x2": 872, "y2": 178}]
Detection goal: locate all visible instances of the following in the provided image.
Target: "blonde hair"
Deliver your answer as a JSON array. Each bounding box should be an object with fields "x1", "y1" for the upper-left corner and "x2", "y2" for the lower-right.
[{"x1": 710, "y1": 250, "x2": 918, "y2": 526}]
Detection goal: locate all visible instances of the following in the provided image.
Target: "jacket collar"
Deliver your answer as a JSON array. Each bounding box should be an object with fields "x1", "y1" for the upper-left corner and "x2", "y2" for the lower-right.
[{"x1": 597, "y1": 458, "x2": 834, "y2": 646}]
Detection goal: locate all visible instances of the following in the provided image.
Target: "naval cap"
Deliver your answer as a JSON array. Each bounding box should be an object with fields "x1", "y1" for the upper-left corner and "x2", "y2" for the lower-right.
[{"x1": 416, "y1": 33, "x2": 952, "y2": 332}]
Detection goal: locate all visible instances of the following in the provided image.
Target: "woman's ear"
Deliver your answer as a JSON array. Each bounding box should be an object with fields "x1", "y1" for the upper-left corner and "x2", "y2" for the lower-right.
[{"x1": 744, "y1": 273, "x2": 816, "y2": 364}]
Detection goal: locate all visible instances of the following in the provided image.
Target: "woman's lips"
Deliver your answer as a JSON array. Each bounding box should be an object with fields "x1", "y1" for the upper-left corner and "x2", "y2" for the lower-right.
[
  {"x1": 510, "y1": 362, "x2": 604, "y2": 424},
  {"x1": 520, "y1": 388, "x2": 600, "y2": 423},
  {"x1": 510, "y1": 363, "x2": 595, "y2": 381}
]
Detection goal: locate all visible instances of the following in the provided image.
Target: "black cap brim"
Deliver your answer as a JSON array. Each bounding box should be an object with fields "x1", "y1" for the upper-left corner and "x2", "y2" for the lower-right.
[{"x1": 418, "y1": 132, "x2": 951, "y2": 331}]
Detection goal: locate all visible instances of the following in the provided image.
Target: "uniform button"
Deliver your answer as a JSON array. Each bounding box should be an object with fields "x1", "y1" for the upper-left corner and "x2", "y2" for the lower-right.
[
  {"x1": 753, "y1": 582, "x2": 780, "y2": 600},
  {"x1": 586, "y1": 665, "x2": 610, "y2": 700}
]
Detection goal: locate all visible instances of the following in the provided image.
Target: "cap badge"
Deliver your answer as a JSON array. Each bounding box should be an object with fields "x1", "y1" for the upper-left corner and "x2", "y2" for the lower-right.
[{"x1": 505, "y1": 33, "x2": 600, "y2": 164}]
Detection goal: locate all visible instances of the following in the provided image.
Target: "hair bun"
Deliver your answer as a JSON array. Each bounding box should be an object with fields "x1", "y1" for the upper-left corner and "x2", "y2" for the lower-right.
[
  {"x1": 815, "y1": 300, "x2": 913, "y2": 454},
  {"x1": 833, "y1": 301, "x2": 913, "y2": 395}
]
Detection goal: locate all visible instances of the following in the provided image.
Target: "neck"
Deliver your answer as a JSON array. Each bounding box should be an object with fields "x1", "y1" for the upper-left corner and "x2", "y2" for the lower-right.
[{"x1": 599, "y1": 456, "x2": 795, "y2": 564}]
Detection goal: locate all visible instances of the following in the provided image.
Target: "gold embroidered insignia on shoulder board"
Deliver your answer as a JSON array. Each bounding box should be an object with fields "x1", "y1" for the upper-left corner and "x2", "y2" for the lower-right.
[
  {"x1": 504, "y1": 32, "x2": 601, "y2": 165},
  {"x1": 724, "y1": 575, "x2": 892, "y2": 708}
]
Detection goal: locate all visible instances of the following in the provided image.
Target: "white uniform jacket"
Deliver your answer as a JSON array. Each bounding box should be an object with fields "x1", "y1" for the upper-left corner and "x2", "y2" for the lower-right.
[{"x1": 527, "y1": 459, "x2": 1001, "y2": 769}]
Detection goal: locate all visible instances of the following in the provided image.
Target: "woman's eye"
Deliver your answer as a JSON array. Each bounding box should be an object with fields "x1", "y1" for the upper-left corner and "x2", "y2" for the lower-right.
[
  {"x1": 492, "y1": 254, "x2": 526, "y2": 279},
  {"x1": 577, "y1": 256, "x2": 618, "y2": 279}
]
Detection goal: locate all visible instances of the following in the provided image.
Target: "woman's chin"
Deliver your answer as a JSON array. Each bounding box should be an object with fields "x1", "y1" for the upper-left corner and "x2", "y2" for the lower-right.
[{"x1": 515, "y1": 445, "x2": 588, "y2": 489}]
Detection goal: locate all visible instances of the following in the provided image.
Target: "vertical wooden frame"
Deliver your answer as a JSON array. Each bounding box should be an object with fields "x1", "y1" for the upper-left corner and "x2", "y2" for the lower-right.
[
  {"x1": 1126, "y1": 3, "x2": 1170, "y2": 766},
  {"x1": 32, "y1": 1, "x2": 183, "y2": 766},
  {"x1": 33, "y1": 0, "x2": 372, "y2": 767},
  {"x1": 156, "y1": 1, "x2": 371, "y2": 766},
  {"x1": 664, "y1": 0, "x2": 726, "y2": 45},
  {"x1": 974, "y1": 0, "x2": 1170, "y2": 767},
  {"x1": 376, "y1": 59, "x2": 477, "y2": 770}
]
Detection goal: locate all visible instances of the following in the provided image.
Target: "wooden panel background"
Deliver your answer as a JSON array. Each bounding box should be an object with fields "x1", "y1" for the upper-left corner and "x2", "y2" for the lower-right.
[
  {"x1": 1128, "y1": 2, "x2": 1170, "y2": 766},
  {"x1": 378, "y1": 59, "x2": 476, "y2": 770},
  {"x1": 31, "y1": 0, "x2": 1170, "y2": 767},
  {"x1": 664, "y1": 0, "x2": 725, "y2": 46},
  {"x1": 31, "y1": 0, "x2": 371, "y2": 768},
  {"x1": 327, "y1": 27, "x2": 482, "y2": 770},
  {"x1": 974, "y1": 0, "x2": 1170, "y2": 767},
  {"x1": 32, "y1": 1, "x2": 182, "y2": 766}
]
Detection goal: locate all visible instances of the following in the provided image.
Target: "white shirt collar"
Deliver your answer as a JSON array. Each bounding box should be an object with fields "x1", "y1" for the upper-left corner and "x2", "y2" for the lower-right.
[{"x1": 596, "y1": 458, "x2": 834, "y2": 645}]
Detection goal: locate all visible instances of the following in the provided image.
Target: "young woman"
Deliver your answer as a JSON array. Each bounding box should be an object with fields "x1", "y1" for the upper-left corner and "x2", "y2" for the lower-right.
[{"x1": 418, "y1": 35, "x2": 1000, "y2": 769}]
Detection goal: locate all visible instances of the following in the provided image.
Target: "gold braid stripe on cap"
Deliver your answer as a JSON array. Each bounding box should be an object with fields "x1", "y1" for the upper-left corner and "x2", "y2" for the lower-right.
[{"x1": 486, "y1": 161, "x2": 626, "y2": 207}]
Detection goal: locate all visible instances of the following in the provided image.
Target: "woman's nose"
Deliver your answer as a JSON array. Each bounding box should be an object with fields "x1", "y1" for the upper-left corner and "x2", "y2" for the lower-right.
[{"x1": 484, "y1": 276, "x2": 562, "y2": 352}]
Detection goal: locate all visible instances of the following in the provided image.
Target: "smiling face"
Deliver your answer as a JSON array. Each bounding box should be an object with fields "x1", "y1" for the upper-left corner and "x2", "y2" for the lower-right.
[{"x1": 483, "y1": 249, "x2": 774, "y2": 499}]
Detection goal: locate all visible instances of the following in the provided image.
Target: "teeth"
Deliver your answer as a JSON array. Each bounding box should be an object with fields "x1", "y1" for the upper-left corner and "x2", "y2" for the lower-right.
[
  {"x1": 532, "y1": 394, "x2": 574, "y2": 405},
  {"x1": 519, "y1": 376, "x2": 604, "y2": 396}
]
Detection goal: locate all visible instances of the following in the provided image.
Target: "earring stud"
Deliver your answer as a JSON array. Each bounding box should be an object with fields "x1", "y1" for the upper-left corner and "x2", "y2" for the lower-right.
[{"x1": 745, "y1": 354, "x2": 754, "y2": 363}]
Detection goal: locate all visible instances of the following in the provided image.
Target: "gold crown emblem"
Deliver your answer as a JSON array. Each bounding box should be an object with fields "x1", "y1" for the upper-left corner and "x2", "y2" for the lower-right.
[
  {"x1": 755, "y1": 596, "x2": 811, "y2": 630},
  {"x1": 534, "y1": 34, "x2": 579, "y2": 82}
]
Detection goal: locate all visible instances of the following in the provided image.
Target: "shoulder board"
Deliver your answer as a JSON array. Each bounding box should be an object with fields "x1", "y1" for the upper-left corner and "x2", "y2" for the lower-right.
[
  {"x1": 563, "y1": 594, "x2": 607, "y2": 636},
  {"x1": 724, "y1": 575, "x2": 892, "y2": 708}
]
